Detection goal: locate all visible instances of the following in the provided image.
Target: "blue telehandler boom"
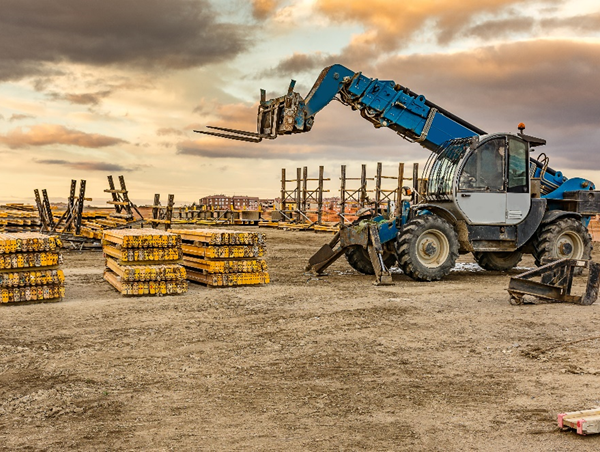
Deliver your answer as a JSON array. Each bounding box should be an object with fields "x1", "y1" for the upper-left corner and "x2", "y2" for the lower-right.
[{"x1": 198, "y1": 64, "x2": 600, "y2": 284}]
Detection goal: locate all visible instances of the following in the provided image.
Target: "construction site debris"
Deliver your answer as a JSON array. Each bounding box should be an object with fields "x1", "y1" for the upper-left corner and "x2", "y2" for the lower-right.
[
  {"x1": 507, "y1": 258, "x2": 600, "y2": 305},
  {"x1": 559, "y1": 408, "x2": 600, "y2": 435},
  {"x1": 0, "y1": 232, "x2": 65, "y2": 304},
  {"x1": 170, "y1": 228, "x2": 270, "y2": 287},
  {"x1": 102, "y1": 229, "x2": 187, "y2": 296}
]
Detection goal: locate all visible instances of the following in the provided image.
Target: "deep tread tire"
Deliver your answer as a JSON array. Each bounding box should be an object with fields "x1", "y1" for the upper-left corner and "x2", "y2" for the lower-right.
[
  {"x1": 473, "y1": 251, "x2": 523, "y2": 271},
  {"x1": 532, "y1": 217, "x2": 592, "y2": 269},
  {"x1": 396, "y1": 215, "x2": 459, "y2": 281},
  {"x1": 344, "y1": 246, "x2": 397, "y2": 275}
]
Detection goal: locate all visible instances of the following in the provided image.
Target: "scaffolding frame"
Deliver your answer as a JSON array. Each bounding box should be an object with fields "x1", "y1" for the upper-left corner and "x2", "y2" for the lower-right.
[
  {"x1": 279, "y1": 166, "x2": 329, "y2": 227},
  {"x1": 104, "y1": 175, "x2": 144, "y2": 220},
  {"x1": 150, "y1": 193, "x2": 175, "y2": 230}
]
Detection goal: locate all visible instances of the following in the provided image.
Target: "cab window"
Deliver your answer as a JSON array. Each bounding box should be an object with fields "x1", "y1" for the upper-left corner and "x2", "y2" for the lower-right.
[
  {"x1": 458, "y1": 138, "x2": 506, "y2": 192},
  {"x1": 507, "y1": 138, "x2": 528, "y2": 193}
]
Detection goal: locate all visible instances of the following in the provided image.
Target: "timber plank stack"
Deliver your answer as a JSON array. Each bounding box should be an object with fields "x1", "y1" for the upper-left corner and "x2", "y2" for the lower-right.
[
  {"x1": 170, "y1": 228, "x2": 269, "y2": 287},
  {"x1": 0, "y1": 206, "x2": 41, "y2": 233},
  {"x1": 102, "y1": 229, "x2": 188, "y2": 296},
  {"x1": 0, "y1": 232, "x2": 65, "y2": 304}
]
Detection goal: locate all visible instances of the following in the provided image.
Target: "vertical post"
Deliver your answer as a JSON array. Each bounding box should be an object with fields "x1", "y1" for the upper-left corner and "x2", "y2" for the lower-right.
[
  {"x1": 302, "y1": 166, "x2": 308, "y2": 220},
  {"x1": 34, "y1": 189, "x2": 49, "y2": 231},
  {"x1": 166, "y1": 194, "x2": 175, "y2": 231},
  {"x1": 396, "y1": 162, "x2": 404, "y2": 216},
  {"x1": 413, "y1": 163, "x2": 419, "y2": 202},
  {"x1": 281, "y1": 168, "x2": 286, "y2": 214},
  {"x1": 317, "y1": 166, "x2": 324, "y2": 225},
  {"x1": 75, "y1": 180, "x2": 86, "y2": 235},
  {"x1": 119, "y1": 175, "x2": 133, "y2": 217},
  {"x1": 360, "y1": 164, "x2": 367, "y2": 208},
  {"x1": 375, "y1": 162, "x2": 382, "y2": 214},
  {"x1": 107, "y1": 175, "x2": 122, "y2": 213},
  {"x1": 65, "y1": 179, "x2": 77, "y2": 225},
  {"x1": 42, "y1": 189, "x2": 55, "y2": 229},
  {"x1": 340, "y1": 165, "x2": 346, "y2": 226},
  {"x1": 68, "y1": 179, "x2": 76, "y2": 211},
  {"x1": 152, "y1": 194, "x2": 160, "y2": 229},
  {"x1": 296, "y1": 167, "x2": 302, "y2": 223}
]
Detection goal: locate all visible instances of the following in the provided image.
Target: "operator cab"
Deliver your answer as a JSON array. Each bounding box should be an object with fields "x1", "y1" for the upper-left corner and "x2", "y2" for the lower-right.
[
  {"x1": 423, "y1": 129, "x2": 545, "y2": 226},
  {"x1": 456, "y1": 133, "x2": 530, "y2": 225}
]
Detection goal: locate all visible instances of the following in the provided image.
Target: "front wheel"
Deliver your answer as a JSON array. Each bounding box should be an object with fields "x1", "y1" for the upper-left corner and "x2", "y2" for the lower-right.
[
  {"x1": 396, "y1": 215, "x2": 459, "y2": 281},
  {"x1": 532, "y1": 217, "x2": 592, "y2": 266},
  {"x1": 345, "y1": 245, "x2": 397, "y2": 275},
  {"x1": 474, "y1": 251, "x2": 523, "y2": 271}
]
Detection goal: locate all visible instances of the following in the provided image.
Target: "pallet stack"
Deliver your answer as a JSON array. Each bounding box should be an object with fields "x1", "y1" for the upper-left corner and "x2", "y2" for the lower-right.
[
  {"x1": 102, "y1": 229, "x2": 188, "y2": 296},
  {"x1": 0, "y1": 232, "x2": 65, "y2": 304},
  {"x1": 170, "y1": 228, "x2": 269, "y2": 287}
]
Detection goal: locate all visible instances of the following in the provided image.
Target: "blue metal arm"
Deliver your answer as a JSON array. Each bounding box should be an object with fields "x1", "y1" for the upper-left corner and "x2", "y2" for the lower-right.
[{"x1": 196, "y1": 64, "x2": 594, "y2": 202}]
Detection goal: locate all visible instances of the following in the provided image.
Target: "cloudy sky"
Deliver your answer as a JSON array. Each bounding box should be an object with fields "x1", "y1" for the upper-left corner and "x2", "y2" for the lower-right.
[{"x1": 1, "y1": 0, "x2": 599, "y2": 205}]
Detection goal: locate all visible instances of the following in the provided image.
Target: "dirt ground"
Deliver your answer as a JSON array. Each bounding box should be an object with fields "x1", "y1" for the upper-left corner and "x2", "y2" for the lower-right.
[{"x1": 2, "y1": 227, "x2": 600, "y2": 451}]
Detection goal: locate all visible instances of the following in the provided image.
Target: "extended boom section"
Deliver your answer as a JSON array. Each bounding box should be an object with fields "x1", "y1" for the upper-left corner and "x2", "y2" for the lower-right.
[{"x1": 196, "y1": 64, "x2": 484, "y2": 151}]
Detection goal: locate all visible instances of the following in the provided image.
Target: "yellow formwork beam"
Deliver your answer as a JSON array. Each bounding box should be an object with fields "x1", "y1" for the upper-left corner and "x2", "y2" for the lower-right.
[
  {"x1": 103, "y1": 270, "x2": 188, "y2": 296},
  {"x1": 0, "y1": 252, "x2": 62, "y2": 270},
  {"x1": 0, "y1": 269, "x2": 64, "y2": 287},
  {"x1": 1, "y1": 284, "x2": 65, "y2": 303},
  {"x1": 169, "y1": 228, "x2": 267, "y2": 246},
  {"x1": 181, "y1": 244, "x2": 265, "y2": 259},
  {"x1": 103, "y1": 229, "x2": 181, "y2": 249},
  {"x1": 103, "y1": 244, "x2": 182, "y2": 263},
  {"x1": 183, "y1": 256, "x2": 267, "y2": 274},
  {"x1": 105, "y1": 257, "x2": 186, "y2": 282},
  {"x1": 0, "y1": 233, "x2": 63, "y2": 254},
  {"x1": 186, "y1": 269, "x2": 270, "y2": 287}
]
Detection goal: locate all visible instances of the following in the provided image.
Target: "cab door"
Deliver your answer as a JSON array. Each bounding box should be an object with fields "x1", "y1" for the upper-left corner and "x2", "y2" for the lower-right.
[
  {"x1": 505, "y1": 137, "x2": 531, "y2": 224},
  {"x1": 455, "y1": 137, "x2": 507, "y2": 224}
]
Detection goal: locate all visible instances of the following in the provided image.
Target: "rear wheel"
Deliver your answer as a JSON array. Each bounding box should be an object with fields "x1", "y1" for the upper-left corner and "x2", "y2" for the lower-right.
[
  {"x1": 345, "y1": 245, "x2": 397, "y2": 275},
  {"x1": 396, "y1": 215, "x2": 459, "y2": 281},
  {"x1": 473, "y1": 251, "x2": 523, "y2": 271},
  {"x1": 532, "y1": 217, "x2": 592, "y2": 267}
]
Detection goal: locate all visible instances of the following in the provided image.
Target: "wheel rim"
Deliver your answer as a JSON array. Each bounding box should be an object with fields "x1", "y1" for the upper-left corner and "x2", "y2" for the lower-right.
[
  {"x1": 555, "y1": 230, "x2": 585, "y2": 259},
  {"x1": 416, "y1": 229, "x2": 450, "y2": 268}
]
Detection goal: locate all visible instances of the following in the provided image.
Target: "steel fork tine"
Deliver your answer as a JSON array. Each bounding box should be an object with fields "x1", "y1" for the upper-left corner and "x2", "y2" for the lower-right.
[
  {"x1": 205, "y1": 126, "x2": 262, "y2": 137},
  {"x1": 194, "y1": 130, "x2": 262, "y2": 143}
]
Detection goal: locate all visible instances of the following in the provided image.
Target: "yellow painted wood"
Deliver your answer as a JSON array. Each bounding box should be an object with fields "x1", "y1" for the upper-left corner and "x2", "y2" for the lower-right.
[
  {"x1": 182, "y1": 256, "x2": 267, "y2": 274},
  {"x1": 186, "y1": 269, "x2": 270, "y2": 286},
  {"x1": 103, "y1": 270, "x2": 188, "y2": 296},
  {"x1": 105, "y1": 257, "x2": 186, "y2": 282},
  {"x1": 1, "y1": 284, "x2": 64, "y2": 303},
  {"x1": 181, "y1": 244, "x2": 265, "y2": 259}
]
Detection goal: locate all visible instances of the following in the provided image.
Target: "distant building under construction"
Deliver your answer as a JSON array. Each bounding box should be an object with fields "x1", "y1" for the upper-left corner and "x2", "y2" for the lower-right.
[{"x1": 200, "y1": 195, "x2": 260, "y2": 210}]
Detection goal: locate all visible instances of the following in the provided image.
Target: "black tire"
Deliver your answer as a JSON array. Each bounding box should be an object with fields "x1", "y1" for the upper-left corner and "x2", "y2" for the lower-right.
[
  {"x1": 396, "y1": 215, "x2": 459, "y2": 281},
  {"x1": 473, "y1": 251, "x2": 523, "y2": 271},
  {"x1": 344, "y1": 246, "x2": 397, "y2": 275},
  {"x1": 532, "y1": 217, "x2": 592, "y2": 272}
]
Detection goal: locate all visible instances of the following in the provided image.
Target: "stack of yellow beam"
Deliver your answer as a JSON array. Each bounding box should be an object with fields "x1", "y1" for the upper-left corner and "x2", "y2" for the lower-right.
[
  {"x1": 102, "y1": 229, "x2": 188, "y2": 296},
  {"x1": 0, "y1": 209, "x2": 41, "y2": 233},
  {"x1": 170, "y1": 228, "x2": 269, "y2": 287},
  {"x1": 0, "y1": 232, "x2": 65, "y2": 304}
]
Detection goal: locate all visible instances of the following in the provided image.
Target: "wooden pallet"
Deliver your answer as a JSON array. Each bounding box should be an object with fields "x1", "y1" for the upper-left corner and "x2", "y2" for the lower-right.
[{"x1": 559, "y1": 408, "x2": 600, "y2": 435}]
